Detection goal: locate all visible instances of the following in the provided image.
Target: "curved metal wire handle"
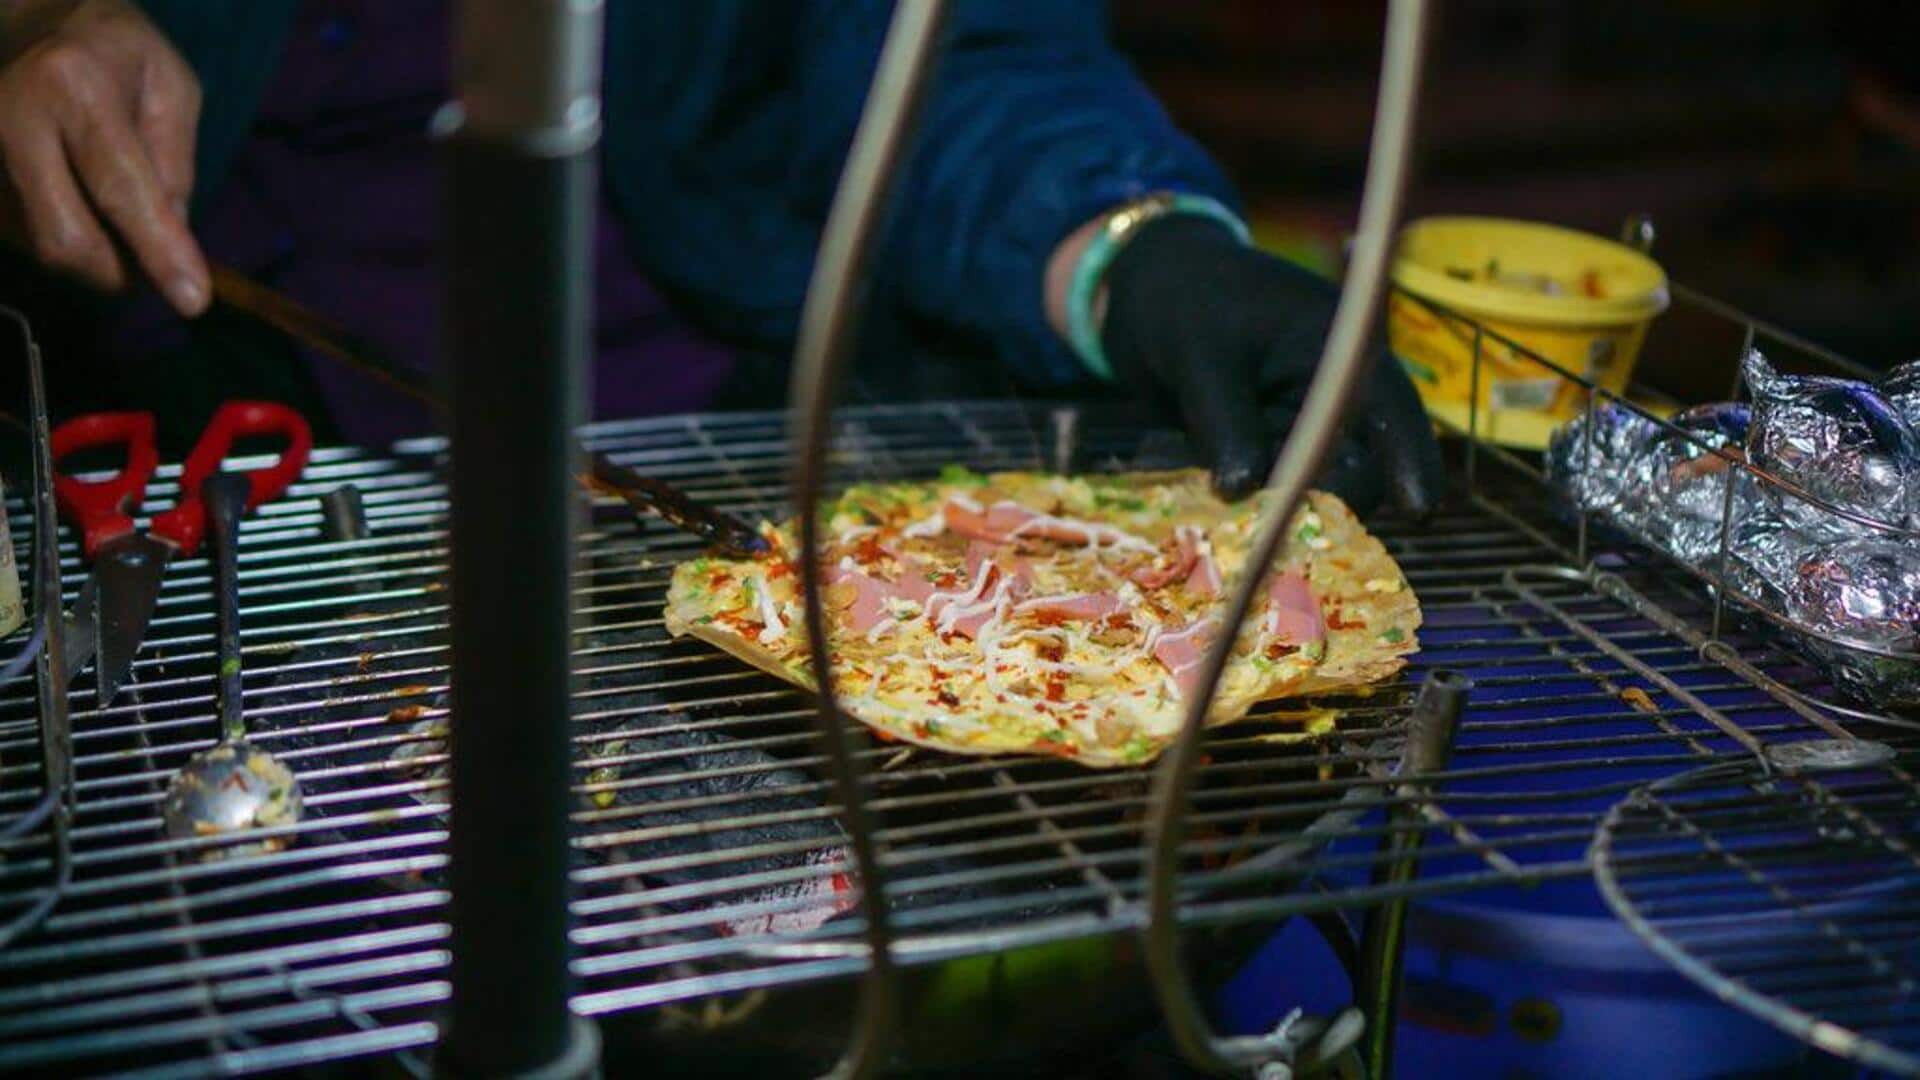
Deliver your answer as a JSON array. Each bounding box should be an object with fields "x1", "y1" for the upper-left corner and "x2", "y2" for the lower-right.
[
  {"x1": 1139, "y1": 0, "x2": 1433, "y2": 1071},
  {"x1": 786, "y1": 3, "x2": 951, "y2": 1077}
]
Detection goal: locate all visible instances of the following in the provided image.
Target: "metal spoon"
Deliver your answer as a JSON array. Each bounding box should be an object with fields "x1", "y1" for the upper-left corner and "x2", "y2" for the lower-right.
[{"x1": 162, "y1": 473, "x2": 304, "y2": 856}]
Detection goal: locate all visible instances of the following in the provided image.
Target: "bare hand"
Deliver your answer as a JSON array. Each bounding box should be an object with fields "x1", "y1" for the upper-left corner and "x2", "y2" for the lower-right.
[{"x1": 0, "y1": 0, "x2": 208, "y2": 314}]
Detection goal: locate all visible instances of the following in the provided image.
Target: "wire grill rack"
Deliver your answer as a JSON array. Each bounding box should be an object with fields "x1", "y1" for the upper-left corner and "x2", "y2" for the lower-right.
[
  {"x1": 0, "y1": 394, "x2": 1905, "y2": 1076},
  {"x1": 1593, "y1": 753, "x2": 1920, "y2": 1075}
]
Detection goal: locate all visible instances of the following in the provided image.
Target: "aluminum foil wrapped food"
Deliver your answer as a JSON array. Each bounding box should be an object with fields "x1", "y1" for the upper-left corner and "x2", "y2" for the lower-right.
[
  {"x1": 1721, "y1": 501, "x2": 1800, "y2": 609},
  {"x1": 1884, "y1": 359, "x2": 1920, "y2": 432},
  {"x1": 1743, "y1": 352, "x2": 1919, "y2": 538},
  {"x1": 1546, "y1": 353, "x2": 1920, "y2": 712},
  {"x1": 1642, "y1": 402, "x2": 1757, "y2": 568},
  {"x1": 1544, "y1": 401, "x2": 1661, "y2": 525},
  {"x1": 1546, "y1": 400, "x2": 1758, "y2": 569},
  {"x1": 1784, "y1": 539, "x2": 1920, "y2": 709}
]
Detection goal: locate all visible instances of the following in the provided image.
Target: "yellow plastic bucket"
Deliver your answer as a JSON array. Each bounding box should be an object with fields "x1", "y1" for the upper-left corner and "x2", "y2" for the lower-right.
[{"x1": 1387, "y1": 216, "x2": 1670, "y2": 449}]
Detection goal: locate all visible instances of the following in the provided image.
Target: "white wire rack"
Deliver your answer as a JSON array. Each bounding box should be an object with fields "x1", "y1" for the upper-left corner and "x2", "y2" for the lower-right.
[{"x1": 0, "y1": 386, "x2": 1905, "y2": 1075}]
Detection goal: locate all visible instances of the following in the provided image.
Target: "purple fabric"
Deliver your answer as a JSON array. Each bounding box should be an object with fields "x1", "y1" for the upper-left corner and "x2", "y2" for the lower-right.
[{"x1": 173, "y1": 0, "x2": 735, "y2": 444}]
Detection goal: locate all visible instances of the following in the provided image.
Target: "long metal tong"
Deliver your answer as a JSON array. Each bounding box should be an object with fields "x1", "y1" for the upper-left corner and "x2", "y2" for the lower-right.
[{"x1": 210, "y1": 268, "x2": 766, "y2": 557}]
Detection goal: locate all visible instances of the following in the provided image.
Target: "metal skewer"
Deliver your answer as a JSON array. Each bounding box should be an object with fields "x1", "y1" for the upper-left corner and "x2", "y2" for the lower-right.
[{"x1": 213, "y1": 265, "x2": 763, "y2": 556}]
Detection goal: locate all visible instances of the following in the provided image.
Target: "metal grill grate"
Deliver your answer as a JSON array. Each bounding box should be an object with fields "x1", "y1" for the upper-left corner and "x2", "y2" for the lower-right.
[
  {"x1": 1594, "y1": 754, "x2": 1920, "y2": 1075},
  {"x1": 0, "y1": 402, "x2": 1901, "y2": 1076}
]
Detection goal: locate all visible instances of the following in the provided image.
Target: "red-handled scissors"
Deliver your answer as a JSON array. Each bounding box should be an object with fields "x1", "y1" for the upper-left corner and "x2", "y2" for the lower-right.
[{"x1": 54, "y1": 401, "x2": 312, "y2": 705}]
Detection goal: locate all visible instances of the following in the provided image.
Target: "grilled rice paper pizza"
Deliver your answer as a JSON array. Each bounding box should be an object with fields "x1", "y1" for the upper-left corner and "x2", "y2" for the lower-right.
[{"x1": 665, "y1": 468, "x2": 1419, "y2": 767}]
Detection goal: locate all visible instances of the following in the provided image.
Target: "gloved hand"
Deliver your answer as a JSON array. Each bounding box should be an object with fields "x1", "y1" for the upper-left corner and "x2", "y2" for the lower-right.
[{"x1": 1101, "y1": 214, "x2": 1444, "y2": 517}]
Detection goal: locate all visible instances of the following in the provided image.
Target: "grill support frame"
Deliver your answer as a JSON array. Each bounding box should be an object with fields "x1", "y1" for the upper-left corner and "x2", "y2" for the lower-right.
[{"x1": 436, "y1": 0, "x2": 604, "y2": 1074}]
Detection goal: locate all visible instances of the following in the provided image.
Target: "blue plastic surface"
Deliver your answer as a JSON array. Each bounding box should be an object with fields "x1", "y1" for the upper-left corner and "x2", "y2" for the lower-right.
[{"x1": 1213, "y1": 557, "x2": 1855, "y2": 1078}]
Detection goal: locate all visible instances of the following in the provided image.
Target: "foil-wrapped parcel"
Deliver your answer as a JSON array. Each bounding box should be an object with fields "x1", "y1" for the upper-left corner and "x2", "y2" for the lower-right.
[
  {"x1": 1546, "y1": 350, "x2": 1920, "y2": 710},
  {"x1": 1884, "y1": 359, "x2": 1920, "y2": 432}
]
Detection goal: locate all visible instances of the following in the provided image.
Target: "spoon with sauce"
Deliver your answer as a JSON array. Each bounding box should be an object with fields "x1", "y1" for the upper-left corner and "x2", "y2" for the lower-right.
[{"x1": 161, "y1": 473, "x2": 305, "y2": 857}]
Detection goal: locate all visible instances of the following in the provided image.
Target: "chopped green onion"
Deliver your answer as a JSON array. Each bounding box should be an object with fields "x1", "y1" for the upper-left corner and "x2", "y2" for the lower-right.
[{"x1": 939, "y1": 463, "x2": 987, "y2": 486}]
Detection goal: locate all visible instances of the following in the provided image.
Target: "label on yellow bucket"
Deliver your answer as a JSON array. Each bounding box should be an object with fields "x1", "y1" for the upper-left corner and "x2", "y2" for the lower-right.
[{"x1": 1387, "y1": 217, "x2": 1669, "y2": 450}]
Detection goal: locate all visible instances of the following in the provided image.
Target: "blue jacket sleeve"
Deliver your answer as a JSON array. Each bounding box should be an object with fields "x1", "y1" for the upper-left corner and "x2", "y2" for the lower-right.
[{"x1": 797, "y1": 2, "x2": 1240, "y2": 386}]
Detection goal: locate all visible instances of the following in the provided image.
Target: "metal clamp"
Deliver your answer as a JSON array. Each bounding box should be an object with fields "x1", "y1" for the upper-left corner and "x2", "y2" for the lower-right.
[{"x1": 1252, "y1": 1007, "x2": 1367, "y2": 1080}]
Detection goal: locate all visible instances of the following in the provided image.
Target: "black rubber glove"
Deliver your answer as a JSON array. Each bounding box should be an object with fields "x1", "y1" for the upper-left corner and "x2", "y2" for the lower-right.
[{"x1": 1101, "y1": 215, "x2": 1445, "y2": 517}]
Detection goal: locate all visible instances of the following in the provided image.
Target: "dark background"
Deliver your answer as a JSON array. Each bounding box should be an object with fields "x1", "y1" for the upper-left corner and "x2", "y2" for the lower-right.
[
  {"x1": 1112, "y1": 0, "x2": 1920, "y2": 374},
  {"x1": 5, "y1": 1, "x2": 1918, "y2": 445}
]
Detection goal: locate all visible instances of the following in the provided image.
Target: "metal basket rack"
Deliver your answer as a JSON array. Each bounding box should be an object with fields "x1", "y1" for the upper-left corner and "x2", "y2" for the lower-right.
[
  {"x1": 1387, "y1": 198, "x2": 1920, "y2": 1074},
  {"x1": 1395, "y1": 211, "x2": 1920, "y2": 1073},
  {"x1": 1421, "y1": 271, "x2": 1920, "y2": 725}
]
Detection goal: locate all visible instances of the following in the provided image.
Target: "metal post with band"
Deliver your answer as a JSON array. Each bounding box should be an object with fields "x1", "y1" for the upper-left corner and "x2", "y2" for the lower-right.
[{"x1": 437, "y1": 0, "x2": 604, "y2": 1075}]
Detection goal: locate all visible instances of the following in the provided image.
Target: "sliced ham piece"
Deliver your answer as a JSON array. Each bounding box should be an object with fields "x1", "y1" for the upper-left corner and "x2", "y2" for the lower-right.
[
  {"x1": 998, "y1": 554, "x2": 1035, "y2": 592},
  {"x1": 963, "y1": 539, "x2": 1008, "y2": 590},
  {"x1": 1186, "y1": 545, "x2": 1222, "y2": 599},
  {"x1": 895, "y1": 571, "x2": 936, "y2": 606},
  {"x1": 1016, "y1": 592, "x2": 1127, "y2": 622},
  {"x1": 1151, "y1": 618, "x2": 1219, "y2": 699},
  {"x1": 944, "y1": 499, "x2": 1037, "y2": 543},
  {"x1": 824, "y1": 537, "x2": 1033, "y2": 639},
  {"x1": 825, "y1": 563, "x2": 897, "y2": 635},
  {"x1": 938, "y1": 577, "x2": 1016, "y2": 641},
  {"x1": 890, "y1": 556, "x2": 940, "y2": 605},
  {"x1": 943, "y1": 498, "x2": 1151, "y2": 551},
  {"x1": 945, "y1": 603, "x2": 1000, "y2": 641},
  {"x1": 1265, "y1": 569, "x2": 1325, "y2": 645},
  {"x1": 964, "y1": 538, "x2": 1034, "y2": 591},
  {"x1": 925, "y1": 557, "x2": 995, "y2": 622},
  {"x1": 1130, "y1": 527, "x2": 1200, "y2": 589}
]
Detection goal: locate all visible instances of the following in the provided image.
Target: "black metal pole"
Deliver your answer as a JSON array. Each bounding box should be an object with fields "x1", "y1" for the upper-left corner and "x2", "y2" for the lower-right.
[{"x1": 437, "y1": 1, "x2": 601, "y2": 1075}]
